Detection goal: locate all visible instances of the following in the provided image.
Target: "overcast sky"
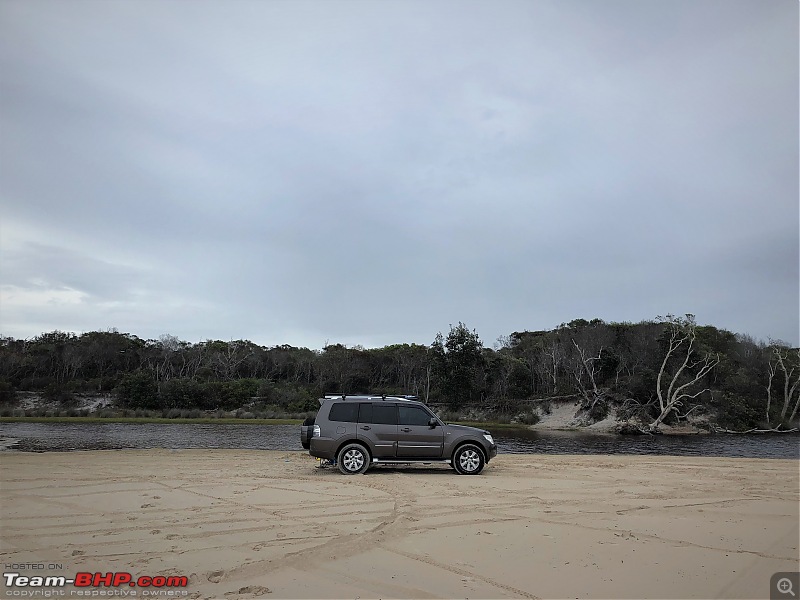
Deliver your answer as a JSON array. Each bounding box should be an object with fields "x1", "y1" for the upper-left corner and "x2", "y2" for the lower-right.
[{"x1": 1, "y1": 0, "x2": 797, "y2": 349}]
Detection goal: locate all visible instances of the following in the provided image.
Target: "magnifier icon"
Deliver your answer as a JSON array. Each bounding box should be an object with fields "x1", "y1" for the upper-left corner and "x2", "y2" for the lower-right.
[{"x1": 777, "y1": 578, "x2": 796, "y2": 597}]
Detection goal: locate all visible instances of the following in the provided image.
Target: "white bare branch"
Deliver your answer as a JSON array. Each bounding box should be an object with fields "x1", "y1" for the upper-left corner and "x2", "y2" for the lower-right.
[
  {"x1": 649, "y1": 316, "x2": 718, "y2": 432},
  {"x1": 774, "y1": 347, "x2": 800, "y2": 421},
  {"x1": 789, "y1": 349, "x2": 800, "y2": 422},
  {"x1": 571, "y1": 338, "x2": 603, "y2": 400},
  {"x1": 766, "y1": 360, "x2": 776, "y2": 425}
]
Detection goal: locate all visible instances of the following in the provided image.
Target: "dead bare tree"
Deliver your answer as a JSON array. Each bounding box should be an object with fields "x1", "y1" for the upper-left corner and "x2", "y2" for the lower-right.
[
  {"x1": 213, "y1": 340, "x2": 254, "y2": 381},
  {"x1": 765, "y1": 359, "x2": 776, "y2": 426},
  {"x1": 791, "y1": 354, "x2": 800, "y2": 421},
  {"x1": 649, "y1": 315, "x2": 719, "y2": 433},
  {"x1": 772, "y1": 347, "x2": 800, "y2": 422},
  {"x1": 570, "y1": 338, "x2": 605, "y2": 411},
  {"x1": 537, "y1": 340, "x2": 563, "y2": 395},
  {"x1": 712, "y1": 425, "x2": 799, "y2": 434}
]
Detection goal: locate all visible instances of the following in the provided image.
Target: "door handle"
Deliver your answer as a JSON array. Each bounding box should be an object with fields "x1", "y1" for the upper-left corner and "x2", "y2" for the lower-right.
[
  {"x1": 360, "y1": 426, "x2": 371, "y2": 430},
  {"x1": 401, "y1": 428, "x2": 411, "y2": 432}
]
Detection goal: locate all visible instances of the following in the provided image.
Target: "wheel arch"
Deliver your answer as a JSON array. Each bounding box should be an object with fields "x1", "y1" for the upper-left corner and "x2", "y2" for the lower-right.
[
  {"x1": 335, "y1": 438, "x2": 372, "y2": 462},
  {"x1": 451, "y1": 440, "x2": 487, "y2": 463}
]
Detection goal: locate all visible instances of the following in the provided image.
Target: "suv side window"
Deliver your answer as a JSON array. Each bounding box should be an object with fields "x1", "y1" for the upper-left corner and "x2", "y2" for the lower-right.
[
  {"x1": 358, "y1": 403, "x2": 372, "y2": 423},
  {"x1": 328, "y1": 402, "x2": 359, "y2": 422},
  {"x1": 398, "y1": 405, "x2": 433, "y2": 426},
  {"x1": 371, "y1": 404, "x2": 398, "y2": 425}
]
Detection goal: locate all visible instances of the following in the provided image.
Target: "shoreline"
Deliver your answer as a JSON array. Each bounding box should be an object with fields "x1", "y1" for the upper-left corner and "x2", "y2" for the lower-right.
[
  {"x1": 5, "y1": 415, "x2": 797, "y2": 437},
  {"x1": 0, "y1": 416, "x2": 304, "y2": 425},
  {"x1": 2, "y1": 450, "x2": 798, "y2": 599}
]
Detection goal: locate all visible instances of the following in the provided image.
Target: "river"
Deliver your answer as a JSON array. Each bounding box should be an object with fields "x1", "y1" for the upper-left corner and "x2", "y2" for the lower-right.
[{"x1": 0, "y1": 422, "x2": 797, "y2": 458}]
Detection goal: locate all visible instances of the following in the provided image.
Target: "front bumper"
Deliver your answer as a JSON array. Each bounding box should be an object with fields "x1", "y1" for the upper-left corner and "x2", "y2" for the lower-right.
[{"x1": 487, "y1": 443, "x2": 498, "y2": 461}]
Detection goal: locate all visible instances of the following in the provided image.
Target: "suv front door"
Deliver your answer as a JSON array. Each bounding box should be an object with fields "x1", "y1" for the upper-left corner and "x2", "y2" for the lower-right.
[
  {"x1": 396, "y1": 405, "x2": 444, "y2": 458},
  {"x1": 357, "y1": 403, "x2": 397, "y2": 458}
]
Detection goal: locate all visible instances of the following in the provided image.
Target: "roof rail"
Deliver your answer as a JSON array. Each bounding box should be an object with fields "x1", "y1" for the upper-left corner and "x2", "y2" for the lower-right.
[{"x1": 321, "y1": 394, "x2": 420, "y2": 402}]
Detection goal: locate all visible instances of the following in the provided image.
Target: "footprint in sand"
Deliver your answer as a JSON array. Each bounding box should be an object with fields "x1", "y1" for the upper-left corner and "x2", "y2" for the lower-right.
[
  {"x1": 207, "y1": 570, "x2": 225, "y2": 583},
  {"x1": 224, "y1": 586, "x2": 271, "y2": 596}
]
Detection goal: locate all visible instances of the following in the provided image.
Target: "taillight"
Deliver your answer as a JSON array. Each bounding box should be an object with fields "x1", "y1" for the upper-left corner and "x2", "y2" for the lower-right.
[{"x1": 313, "y1": 425, "x2": 320, "y2": 438}]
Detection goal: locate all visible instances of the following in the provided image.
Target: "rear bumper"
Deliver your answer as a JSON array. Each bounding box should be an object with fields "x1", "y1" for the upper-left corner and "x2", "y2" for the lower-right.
[{"x1": 309, "y1": 437, "x2": 337, "y2": 460}]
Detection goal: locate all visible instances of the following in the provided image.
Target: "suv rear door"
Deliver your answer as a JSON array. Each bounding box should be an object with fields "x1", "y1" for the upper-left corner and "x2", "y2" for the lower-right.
[
  {"x1": 396, "y1": 404, "x2": 444, "y2": 458},
  {"x1": 357, "y1": 403, "x2": 398, "y2": 458}
]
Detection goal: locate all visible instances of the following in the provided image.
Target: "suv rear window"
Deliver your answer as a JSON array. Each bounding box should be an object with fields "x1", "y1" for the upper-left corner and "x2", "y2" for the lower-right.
[
  {"x1": 328, "y1": 402, "x2": 359, "y2": 422},
  {"x1": 358, "y1": 403, "x2": 372, "y2": 423}
]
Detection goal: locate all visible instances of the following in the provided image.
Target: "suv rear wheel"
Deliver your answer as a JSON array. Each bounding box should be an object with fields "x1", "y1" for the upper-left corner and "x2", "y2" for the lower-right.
[
  {"x1": 453, "y1": 444, "x2": 485, "y2": 475},
  {"x1": 337, "y1": 443, "x2": 370, "y2": 475}
]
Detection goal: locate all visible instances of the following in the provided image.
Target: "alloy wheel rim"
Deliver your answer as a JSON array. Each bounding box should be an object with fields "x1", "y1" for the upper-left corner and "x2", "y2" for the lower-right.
[
  {"x1": 344, "y1": 449, "x2": 364, "y2": 471},
  {"x1": 459, "y1": 449, "x2": 480, "y2": 472}
]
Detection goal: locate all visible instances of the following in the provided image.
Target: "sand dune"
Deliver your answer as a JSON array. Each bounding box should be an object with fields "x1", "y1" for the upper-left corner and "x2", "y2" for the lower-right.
[{"x1": 1, "y1": 450, "x2": 797, "y2": 599}]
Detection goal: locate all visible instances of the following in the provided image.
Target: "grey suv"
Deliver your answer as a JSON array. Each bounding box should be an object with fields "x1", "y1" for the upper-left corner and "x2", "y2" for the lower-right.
[{"x1": 300, "y1": 395, "x2": 497, "y2": 475}]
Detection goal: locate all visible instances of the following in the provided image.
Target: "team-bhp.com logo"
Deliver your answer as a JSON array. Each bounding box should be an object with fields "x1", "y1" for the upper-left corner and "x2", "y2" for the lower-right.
[{"x1": 4, "y1": 572, "x2": 188, "y2": 596}]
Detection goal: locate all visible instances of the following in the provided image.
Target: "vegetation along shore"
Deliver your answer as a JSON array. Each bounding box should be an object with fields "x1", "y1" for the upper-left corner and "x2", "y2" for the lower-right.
[{"x1": 2, "y1": 314, "x2": 798, "y2": 435}]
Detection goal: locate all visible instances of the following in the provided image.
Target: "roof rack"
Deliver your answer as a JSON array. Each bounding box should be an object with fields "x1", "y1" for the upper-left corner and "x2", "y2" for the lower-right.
[{"x1": 321, "y1": 394, "x2": 419, "y2": 402}]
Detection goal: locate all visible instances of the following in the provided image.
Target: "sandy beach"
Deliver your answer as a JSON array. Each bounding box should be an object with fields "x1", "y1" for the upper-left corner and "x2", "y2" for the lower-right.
[{"x1": 1, "y1": 450, "x2": 797, "y2": 599}]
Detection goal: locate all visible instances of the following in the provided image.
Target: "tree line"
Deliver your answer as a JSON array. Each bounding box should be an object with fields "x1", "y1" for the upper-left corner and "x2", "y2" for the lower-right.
[{"x1": 1, "y1": 315, "x2": 798, "y2": 431}]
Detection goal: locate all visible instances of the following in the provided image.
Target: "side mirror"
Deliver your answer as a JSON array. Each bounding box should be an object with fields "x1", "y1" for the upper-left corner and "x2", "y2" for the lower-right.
[{"x1": 428, "y1": 418, "x2": 438, "y2": 428}]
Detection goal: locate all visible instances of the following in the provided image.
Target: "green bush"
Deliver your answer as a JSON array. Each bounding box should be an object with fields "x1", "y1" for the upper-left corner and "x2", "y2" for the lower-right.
[
  {"x1": 197, "y1": 379, "x2": 263, "y2": 411},
  {"x1": 587, "y1": 399, "x2": 610, "y2": 421},
  {"x1": 18, "y1": 377, "x2": 56, "y2": 391},
  {"x1": 268, "y1": 383, "x2": 317, "y2": 411},
  {"x1": 0, "y1": 380, "x2": 17, "y2": 405},
  {"x1": 43, "y1": 383, "x2": 77, "y2": 406},
  {"x1": 517, "y1": 411, "x2": 540, "y2": 425},
  {"x1": 225, "y1": 378, "x2": 261, "y2": 404},
  {"x1": 712, "y1": 392, "x2": 762, "y2": 430},
  {"x1": 257, "y1": 380, "x2": 276, "y2": 402},
  {"x1": 161, "y1": 378, "x2": 207, "y2": 409},
  {"x1": 116, "y1": 372, "x2": 159, "y2": 409}
]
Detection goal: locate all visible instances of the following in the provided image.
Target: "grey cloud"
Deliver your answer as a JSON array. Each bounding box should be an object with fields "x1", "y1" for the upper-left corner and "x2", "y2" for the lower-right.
[
  {"x1": 0, "y1": 0, "x2": 796, "y2": 347},
  {"x1": 1, "y1": 242, "x2": 147, "y2": 301}
]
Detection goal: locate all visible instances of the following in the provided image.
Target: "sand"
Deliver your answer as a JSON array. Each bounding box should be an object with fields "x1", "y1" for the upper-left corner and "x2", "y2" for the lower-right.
[{"x1": 1, "y1": 450, "x2": 798, "y2": 599}]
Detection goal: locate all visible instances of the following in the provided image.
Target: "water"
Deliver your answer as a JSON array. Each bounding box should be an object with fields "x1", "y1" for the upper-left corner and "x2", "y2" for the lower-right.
[
  {"x1": 0, "y1": 422, "x2": 797, "y2": 458},
  {"x1": 494, "y1": 427, "x2": 799, "y2": 459},
  {"x1": 0, "y1": 423, "x2": 300, "y2": 452}
]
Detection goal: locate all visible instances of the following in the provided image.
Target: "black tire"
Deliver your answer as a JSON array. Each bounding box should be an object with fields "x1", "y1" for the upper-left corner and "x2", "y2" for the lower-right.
[
  {"x1": 452, "y1": 444, "x2": 485, "y2": 475},
  {"x1": 337, "y1": 443, "x2": 370, "y2": 475},
  {"x1": 300, "y1": 417, "x2": 315, "y2": 450}
]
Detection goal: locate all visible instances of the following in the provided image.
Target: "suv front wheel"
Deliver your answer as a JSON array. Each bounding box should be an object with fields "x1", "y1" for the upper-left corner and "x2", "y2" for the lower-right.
[
  {"x1": 453, "y1": 444, "x2": 485, "y2": 475},
  {"x1": 337, "y1": 443, "x2": 370, "y2": 475}
]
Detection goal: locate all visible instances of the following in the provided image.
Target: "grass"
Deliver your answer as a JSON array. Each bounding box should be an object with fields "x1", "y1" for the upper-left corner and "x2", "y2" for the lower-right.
[
  {"x1": 0, "y1": 416, "x2": 302, "y2": 425},
  {"x1": 446, "y1": 420, "x2": 531, "y2": 430},
  {"x1": 0, "y1": 415, "x2": 528, "y2": 428}
]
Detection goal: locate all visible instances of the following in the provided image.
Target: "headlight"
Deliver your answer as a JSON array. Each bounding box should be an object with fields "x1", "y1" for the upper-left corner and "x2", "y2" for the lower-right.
[
  {"x1": 313, "y1": 425, "x2": 320, "y2": 438},
  {"x1": 483, "y1": 433, "x2": 494, "y2": 445}
]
